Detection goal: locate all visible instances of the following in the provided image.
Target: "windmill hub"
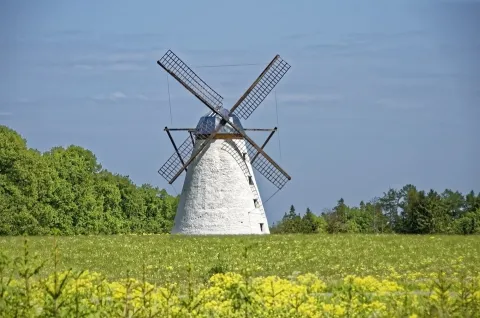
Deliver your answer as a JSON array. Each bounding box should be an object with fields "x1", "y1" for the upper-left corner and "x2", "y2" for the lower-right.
[{"x1": 157, "y1": 50, "x2": 291, "y2": 235}]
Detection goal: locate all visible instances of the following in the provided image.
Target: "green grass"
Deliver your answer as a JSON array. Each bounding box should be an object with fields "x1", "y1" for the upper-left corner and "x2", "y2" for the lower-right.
[{"x1": 1, "y1": 234, "x2": 479, "y2": 286}]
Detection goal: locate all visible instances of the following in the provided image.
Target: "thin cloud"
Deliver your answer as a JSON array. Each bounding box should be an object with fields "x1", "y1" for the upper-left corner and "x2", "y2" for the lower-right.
[
  {"x1": 72, "y1": 62, "x2": 146, "y2": 72},
  {"x1": 376, "y1": 98, "x2": 427, "y2": 110},
  {"x1": 106, "y1": 63, "x2": 146, "y2": 71},
  {"x1": 0, "y1": 112, "x2": 13, "y2": 117},
  {"x1": 71, "y1": 50, "x2": 161, "y2": 72},
  {"x1": 92, "y1": 91, "x2": 127, "y2": 101},
  {"x1": 136, "y1": 94, "x2": 150, "y2": 101},
  {"x1": 305, "y1": 42, "x2": 352, "y2": 51},
  {"x1": 73, "y1": 64, "x2": 94, "y2": 70},
  {"x1": 276, "y1": 93, "x2": 343, "y2": 104},
  {"x1": 15, "y1": 98, "x2": 33, "y2": 104},
  {"x1": 282, "y1": 32, "x2": 319, "y2": 41},
  {"x1": 303, "y1": 30, "x2": 430, "y2": 59},
  {"x1": 90, "y1": 92, "x2": 171, "y2": 103},
  {"x1": 110, "y1": 92, "x2": 127, "y2": 100}
]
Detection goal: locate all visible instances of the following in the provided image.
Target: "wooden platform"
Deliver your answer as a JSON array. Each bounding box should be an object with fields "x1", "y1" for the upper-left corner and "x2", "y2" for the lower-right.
[{"x1": 201, "y1": 133, "x2": 244, "y2": 139}]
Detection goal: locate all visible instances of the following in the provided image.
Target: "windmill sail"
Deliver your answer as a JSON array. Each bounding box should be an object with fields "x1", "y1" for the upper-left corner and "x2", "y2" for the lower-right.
[
  {"x1": 215, "y1": 117, "x2": 291, "y2": 190},
  {"x1": 157, "y1": 50, "x2": 223, "y2": 110},
  {"x1": 231, "y1": 55, "x2": 290, "y2": 120},
  {"x1": 158, "y1": 136, "x2": 195, "y2": 182},
  {"x1": 244, "y1": 140, "x2": 290, "y2": 189}
]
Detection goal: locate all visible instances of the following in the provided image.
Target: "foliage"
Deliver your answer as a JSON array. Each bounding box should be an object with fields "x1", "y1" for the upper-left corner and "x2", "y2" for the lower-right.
[
  {"x1": 271, "y1": 206, "x2": 327, "y2": 234},
  {"x1": 1, "y1": 238, "x2": 479, "y2": 317},
  {"x1": 0, "y1": 125, "x2": 179, "y2": 235},
  {"x1": 271, "y1": 185, "x2": 480, "y2": 235},
  {"x1": 2, "y1": 125, "x2": 479, "y2": 236}
]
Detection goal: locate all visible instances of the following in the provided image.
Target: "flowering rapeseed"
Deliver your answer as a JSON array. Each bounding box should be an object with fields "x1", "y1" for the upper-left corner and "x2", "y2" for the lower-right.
[{"x1": 2, "y1": 269, "x2": 479, "y2": 317}]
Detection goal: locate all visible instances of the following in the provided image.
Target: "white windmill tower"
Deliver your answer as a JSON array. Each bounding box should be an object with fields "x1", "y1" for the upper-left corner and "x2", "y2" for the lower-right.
[{"x1": 156, "y1": 50, "x2": 291, "y2": 235}]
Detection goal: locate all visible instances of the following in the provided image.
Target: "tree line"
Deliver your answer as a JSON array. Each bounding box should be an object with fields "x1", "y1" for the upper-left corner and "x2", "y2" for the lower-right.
[
  {"x1": 2, "y1": 125, "x2": 479, "y2": 236},
  {"x1": 271, "y1": 185, "x2": 480, "y2": 235},
  {"x1": 0, "y1": 125, "x2": 178, "y2": 235}
]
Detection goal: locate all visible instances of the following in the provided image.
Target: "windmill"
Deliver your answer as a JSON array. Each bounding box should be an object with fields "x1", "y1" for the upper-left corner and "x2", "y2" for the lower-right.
[{"x1": 156, "y1": 50, "x2": 291, "y2": 235}]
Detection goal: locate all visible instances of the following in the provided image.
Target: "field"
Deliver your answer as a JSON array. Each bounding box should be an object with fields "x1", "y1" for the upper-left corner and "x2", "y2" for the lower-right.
[
  {"x1": 1, "y1": 234, "x2": 480, "y2": 317},
  {"x1": 1, "y1": 234, "x2": 480, "y2": 284}
]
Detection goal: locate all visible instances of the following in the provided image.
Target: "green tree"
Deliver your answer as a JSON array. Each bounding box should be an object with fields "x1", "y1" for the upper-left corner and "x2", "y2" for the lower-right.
[
  {"x1": 301, "y1": 208, "x2": 317, "y2": 233},
  {"x1": 441, "y1": 189, "x2": 465, "y2": 219},
  {"x1": 454, "y1": 208, "x2": 480, "y2": 234},
  {"x1": 379, "y1": 188, "x2": 401, "y2": 232},
  {"x1": 465, "y1": 190, "x2": 480, "y2": 213},
  {"x1": 0, "y1": 125, "x2": 178, "y2": 235}
]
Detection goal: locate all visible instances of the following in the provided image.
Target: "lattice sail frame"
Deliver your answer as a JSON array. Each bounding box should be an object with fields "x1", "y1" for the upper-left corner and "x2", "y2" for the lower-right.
[
  {"x1": 221, "y1": 137, "x2": 289, "y2": 189},
  {"x1": 158, "y1": 50, "x2": 223, "y2": 109},
  {"x1": 157, "y1": 119, "x2": 217, "y2": 182},
  {"x1": 245, "y1": 142, "x2": 289, "y2": 189},
  {"x1": 157, "y1": 50, "x2": 291, "y2": 190},
  {"x1": 232, "y1": 56, "x2": 290, "y2": 120},
  {"x1": 158, "y1": 136, "x2": 193, "y2": 182}
]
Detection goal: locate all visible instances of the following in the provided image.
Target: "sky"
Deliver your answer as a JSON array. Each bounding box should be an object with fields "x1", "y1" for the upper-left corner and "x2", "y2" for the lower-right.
[{"x1": 1, "y1": 0, "x2": 479, "y2": 224}]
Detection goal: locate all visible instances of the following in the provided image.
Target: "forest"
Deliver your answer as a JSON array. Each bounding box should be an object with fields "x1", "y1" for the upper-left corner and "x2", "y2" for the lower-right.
[
  {"x1": 1, "y1": 124, "x2": 479, "y2": 235},
  {"x1": 271, "y1": 188, "x2": 480, "y2": 234},
  {"x1": 0, "y1": 125, "x2": 178, "y2": 235}
]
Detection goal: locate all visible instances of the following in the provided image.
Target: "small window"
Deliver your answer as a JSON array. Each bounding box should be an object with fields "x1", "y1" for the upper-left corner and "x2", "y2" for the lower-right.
[
  {"x1": 242, "y1": 152, "x2": 247, "y2": 160},
  {"x1": 248, "y1": 176, "x2": 254, "y2": 185},
  {"x1": 253, "y1": 198, "x2": 259, "y2": 208},
  {"x1": 259, "y1": 223, "x2": 264, "y2": 232}
]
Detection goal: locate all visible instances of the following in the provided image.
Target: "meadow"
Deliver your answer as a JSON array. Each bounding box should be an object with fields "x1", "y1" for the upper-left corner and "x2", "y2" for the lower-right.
[
  {"x1": 1, "y1": 234, "x2": 479, "y2": 317},
  {"x1": 1, "y1": 234, "x2": 479, "y2": 284}
]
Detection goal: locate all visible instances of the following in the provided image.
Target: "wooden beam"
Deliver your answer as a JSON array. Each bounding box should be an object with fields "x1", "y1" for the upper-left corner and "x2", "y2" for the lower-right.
[
  {"x1": 165, "y1": 127, "x2": 187, "y2": 172},
  {"x1": 189, "y1": 131, "x2": 195, "y2": 146},
  {"x1": 251, "y1": 127, "x2": 277, "y2": 163},
  {"x1": 165, "y1": 127, "x2": 275, "y2": 132},
  {"x1": 165, "y1": 128, "x2": 196, "y2": 131},
  {"x1": 243, "y1": 128, "x2": 276, "y2": 132}
]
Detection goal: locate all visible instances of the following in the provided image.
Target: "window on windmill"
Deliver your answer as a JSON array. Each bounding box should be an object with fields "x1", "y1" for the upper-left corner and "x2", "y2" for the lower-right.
[
  {"x1": 259, "y1": 223, "x2": 264, "y2": 232},
  {"x1": 242, "y1": 152, "x2": 247, "y2": 160},
  {"x1": 248, "y1": 176, "x2": 254, "y2": 185},
  {"x1": 253, "y1": 198, "x2": 259, "y2": 208}
]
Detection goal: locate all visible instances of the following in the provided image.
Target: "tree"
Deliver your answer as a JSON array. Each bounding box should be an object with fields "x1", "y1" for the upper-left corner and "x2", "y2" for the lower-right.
[
  {"x1": 0, "y1": 125, "x2": 179, "y2": 235},
  {"x1": 441, "y1": 189, "x2": 465, "y2": 219},
  {"x1": 301, "y1": 208, "x2": 317, "y2": 233},
  {"x1": 334, "y1": 198, "x2": 347, "y2": 223},
  {"x1": 454, "y1": 208, "x2": 480, "y2": 234},
  {"x1": 379, "y1": 188, "x2": 401, "y2": 232},
  {"x1": 465, "y1": 190, "x2": 480, "y2": 213}
]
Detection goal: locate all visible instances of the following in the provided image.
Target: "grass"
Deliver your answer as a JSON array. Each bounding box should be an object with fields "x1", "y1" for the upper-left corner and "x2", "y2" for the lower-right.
[
  {"x1": 2, "y1": 234, "x2": 480, "y2": 317},
  {"x1": 1, "y1": 234, "x2": 479, "y2": 286}
]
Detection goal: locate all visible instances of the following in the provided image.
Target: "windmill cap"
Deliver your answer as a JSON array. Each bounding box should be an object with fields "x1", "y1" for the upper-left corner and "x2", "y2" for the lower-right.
[{"x1": 195, "y1": 110, "x2": 244, "y2": 135}]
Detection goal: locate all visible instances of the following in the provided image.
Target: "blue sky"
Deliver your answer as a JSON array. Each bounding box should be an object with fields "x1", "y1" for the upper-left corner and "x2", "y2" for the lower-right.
[{"x1": 1, "y1": 0, "x2": 479, "y2": 223}]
